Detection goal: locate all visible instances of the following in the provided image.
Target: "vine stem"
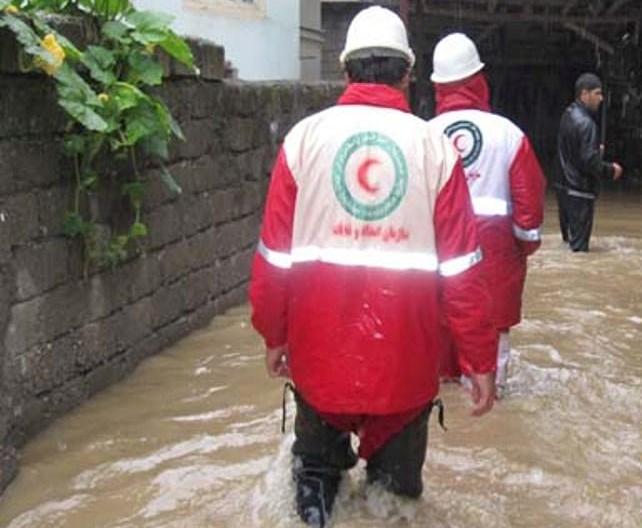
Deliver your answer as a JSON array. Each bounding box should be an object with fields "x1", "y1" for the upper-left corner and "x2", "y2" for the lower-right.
[
  {"x1": 73, "y1": 150, "x2": 91, "y2": 278},
  {"x1": 73, "y1": 152, "x2": 81, "y2": 213},
  {"x1": 129, "y1": 144, "x2": 140, "y2": 179},
  {"x1": 129, "y1": 144, "x2": 142, "y2": 223}
]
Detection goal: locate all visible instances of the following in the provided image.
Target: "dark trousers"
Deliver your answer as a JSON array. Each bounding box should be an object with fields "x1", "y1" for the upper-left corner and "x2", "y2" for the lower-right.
[
  {"x1": 566, "y1": 195, "x2": 595, "y2": 252},
  {"x1": 556, "y1": 187, "x2": 569, "y2": 242},
  {"x1": 291, "y1": 393, "x2": 431, "y2": 498}
]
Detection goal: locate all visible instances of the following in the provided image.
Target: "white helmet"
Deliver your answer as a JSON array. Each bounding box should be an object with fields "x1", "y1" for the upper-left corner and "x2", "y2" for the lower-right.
[
  {"x1": 340, "y1": 6, "x2": 415, "y2": 67},
  {"x1": 431, "y1": 32, "x2": 484, "y2": 83}
]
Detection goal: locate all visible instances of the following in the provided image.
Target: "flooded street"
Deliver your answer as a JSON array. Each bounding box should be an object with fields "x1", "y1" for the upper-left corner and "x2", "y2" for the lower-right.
[{"x1": 0, "y1": 193, "x2": 640, "y2": 528}]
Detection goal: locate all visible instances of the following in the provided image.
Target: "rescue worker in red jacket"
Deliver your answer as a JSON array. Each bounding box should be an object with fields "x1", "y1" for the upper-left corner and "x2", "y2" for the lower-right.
[
  {"x1": 428, "y1": 33, "x2": 546, "y2": 393},
  {"x1": 250, "y1": 9, "x2": 497, "y2": 527}
]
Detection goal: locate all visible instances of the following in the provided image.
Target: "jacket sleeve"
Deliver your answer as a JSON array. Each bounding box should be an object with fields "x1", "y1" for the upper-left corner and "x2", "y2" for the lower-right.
[
  {"x1": 577, "y1": 118, "x2": 614, "y2": 181},
  {"x1": 434, "y1": 157, "x2": 498, "y2": 375},
  {"x1": 509, "y1": 136, "x2": 547, "y2": 256},
  {"x1": 248, "y1": 147, "x2": 297, "y2": 348}
]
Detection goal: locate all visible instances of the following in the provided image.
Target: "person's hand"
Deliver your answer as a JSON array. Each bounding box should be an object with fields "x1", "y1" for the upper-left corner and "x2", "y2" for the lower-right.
[
  {"x1": 469, "y1": 371, "x2": 496, "y2": 416},
  {"x1": 612, "y1": 162, "x2": 623, "y2": 181},
  {"x1": 265, "y1": 345, "x2": 290, "y2": 378}
]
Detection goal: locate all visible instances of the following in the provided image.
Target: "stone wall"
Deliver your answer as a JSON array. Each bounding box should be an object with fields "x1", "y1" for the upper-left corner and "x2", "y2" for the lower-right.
[{"x1": 0, "y1": 26, "x2": 342, "y2": 493}]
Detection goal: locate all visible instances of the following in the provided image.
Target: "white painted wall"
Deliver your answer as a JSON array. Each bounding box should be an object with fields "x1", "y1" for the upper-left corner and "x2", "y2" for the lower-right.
[{"x1": 133, "y1": 0, "x2": 300, "y2": 80}]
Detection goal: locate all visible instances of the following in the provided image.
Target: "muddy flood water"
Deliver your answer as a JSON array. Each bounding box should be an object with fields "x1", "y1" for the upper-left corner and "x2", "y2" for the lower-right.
[{"x1": 0, "y1": 193, "x2": 640, "y2": 528}]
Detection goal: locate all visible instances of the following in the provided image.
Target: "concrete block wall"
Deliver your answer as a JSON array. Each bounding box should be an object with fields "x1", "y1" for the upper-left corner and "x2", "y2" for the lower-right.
[{"x1": 0, "y1": 24, "x2": 343, "y2": 492}]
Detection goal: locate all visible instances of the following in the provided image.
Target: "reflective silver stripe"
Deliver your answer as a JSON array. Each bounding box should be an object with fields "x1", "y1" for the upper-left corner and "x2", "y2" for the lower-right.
[
  {"x1": 257, "y1": 239, "x2": 292, "y2": 269},
  {"x1": 472, "y1": 197, "x2": 511, "y2": 216},
  {"x1": 439, "y1": 247, "x2": 483, "y2": 277},
  {"x1": 291, "y1": 246, "x2": 439, "y2": 271},
  {"x1": 513, "y1": 223, "x2": 541, "y2": 242},
  {"x1": 566, "y1": 188, "x2": 596, "y2": 200},
  {"x1": 259, "y1": 240, "x2": 482, "y2": 274}
]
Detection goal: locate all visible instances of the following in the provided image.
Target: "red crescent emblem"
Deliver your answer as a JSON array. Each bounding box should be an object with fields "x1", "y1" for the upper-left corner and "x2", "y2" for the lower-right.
[
  {"x1": 453, "y1": 133, "x2": 467, "y2": 153},
  {"x1": 357, "y1": 158, "x2": 381, "y2": 194}
]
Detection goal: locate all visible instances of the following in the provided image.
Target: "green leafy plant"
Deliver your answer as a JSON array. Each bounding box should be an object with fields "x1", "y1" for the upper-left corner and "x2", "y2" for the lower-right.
[{"x1": 0, "y1": 0, "x2": 195, "y2": 272}]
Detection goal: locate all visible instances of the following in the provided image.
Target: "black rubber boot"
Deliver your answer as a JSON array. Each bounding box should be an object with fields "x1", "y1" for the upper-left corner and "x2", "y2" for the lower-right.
[
  {"x1": 293, "y1": 458, "x2": 341, "y2": 527},
  {"x1": 290, "y1": 392, "x2": 357, "y2": 526}
]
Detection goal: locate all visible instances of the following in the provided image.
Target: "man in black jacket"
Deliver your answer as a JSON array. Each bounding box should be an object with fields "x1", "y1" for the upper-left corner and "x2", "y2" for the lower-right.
[{"x1": 557, "y1": 73, "x2": 622, "y2": 252}]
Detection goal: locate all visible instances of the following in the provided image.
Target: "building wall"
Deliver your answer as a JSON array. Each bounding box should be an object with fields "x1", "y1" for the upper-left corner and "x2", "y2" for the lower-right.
[
  {"x1": 0, "y1": 25, "x2": 342, "y2": 493},
  {"x1": 320, "y1": 1, "x2": 401, "y2": 81},
  {"x1": 134, "y1": 0, "x2": 300, "y2": 80},
  {"x1": 300, "y1": 0, "x2": 324, "y2": 81},
  {"x1": 321, "y1": 2, "x2": 362, "y2": 80}
]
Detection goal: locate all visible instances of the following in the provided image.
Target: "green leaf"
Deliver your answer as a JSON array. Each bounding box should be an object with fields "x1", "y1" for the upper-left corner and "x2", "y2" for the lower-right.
[
  {"x1": 81, "y1": 170, "x2": 98, "y2": 190},
  {"x1": 95, "y1": 0, "x2": 132, "y2": 19},
  {"x1": 124, "y1": 114, "x2": 156, "y2": 144},
  {"x1": 63, "y1": 135, "x2": 86, "y2": 155},
  {"x1": 159, "y1": 32, "x2": 194, "y2": 69},
  {"x1": 149, "y1": 98, "x2": 183, "y2": 140},
  {"x1": 105, "y1": 235, "x2": 130, "y2": 265},
  {"x1": 122, "y1": 180, "x2": 144, "y2": 205},
  {"x1": 0, "y1": 1, "x2": 12, "y2": 10},
  {"x1": 110, "y1": 81, "x2": 146, "y2": 111},
  {"x1": 129, "y1": 222, "x2": 148, "y2": 238},
  {"x1": 139, "y1": 134, "x2": 168, "y2": 160},
  {"x1": 126, "y1": 10, "x2": 174, "y2": 45},
  {"x1": 87, "y1": 45, "x2": 116, "y2": 68},
  {"x1": 55, "y1": 63, "x2": 102, "y2": 107},
  {"x1": 126, "y1": 10, "x2": 174, "y2": 31},
  {"x1": 168, "y1": 112, "x2": 184, "y2": 141},
  {"x1": 130, "y1": 29, "x2": 166, "y2": 46},
  {"x1": 53, "y1": 35, "x2": 82, "y2": 62},
  {"x1": 58, "y1": 99, "x2": 109, "y2": 131},
  {"x1": 124, "y1": 100, "x2": 165, "y2": 144},
  {"x1": 160, "y1": 165, "x2": 182, "y2": 195},
  {"x1": 82, "y1": 45, "x2": 117, "y2": 85},
  {"x1": 102, "y1": 20, "x2": 129, "y2": 41},
  {"x1": 127, "y1": 51, "x2": 163, "y2": 86},
  {"x1": 0, "y1": 14, "x2": 42, "y2": 51},
  {"x1": 152, "y1": 99, "x2": 172, "y2": 134},
  {"x1": 63, "y1": 212, "x2": 91, "y2": 237}
]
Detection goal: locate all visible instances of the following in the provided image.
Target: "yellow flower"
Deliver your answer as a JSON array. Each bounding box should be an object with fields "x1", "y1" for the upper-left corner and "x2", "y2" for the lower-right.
[
  {"x1": 4, "y1": 5, "x2": 19, "y2": 14},
  {"x1": 98, "y1": 93, "x2": 110, "y2": 103},
  {"x1": 39, "y1": 33, "x2": 65, "y2": 76}
]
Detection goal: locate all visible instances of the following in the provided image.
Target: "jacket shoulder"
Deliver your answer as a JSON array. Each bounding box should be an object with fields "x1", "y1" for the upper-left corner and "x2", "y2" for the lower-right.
[
  {"x1": 282, "y1": 106, "x2": 338, "y2": 167},
  {"x1": 423, "y1": 118, "x2": 462, "y2": 184},
  {"x1": 285, "y1": 106, "x2": 336, "y2": 142},
  {"x1": 565, "y1": 103, "x2": 595, "y2": 130},
  {"x1": 494, "y1": 113, "x2": 524, "y2": 136}
]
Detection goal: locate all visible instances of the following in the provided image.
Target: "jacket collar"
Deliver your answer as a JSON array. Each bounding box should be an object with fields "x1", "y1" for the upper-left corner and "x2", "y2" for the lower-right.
[
  {"x1": 573, "y1": 99, "x2": 597, "y2": 118},
  {"x1": 434, "y1": 72, "x2": 491, "y2": 114},
  {"x1": 338, "y1": 83, "x2": 411, "y2": 113}
]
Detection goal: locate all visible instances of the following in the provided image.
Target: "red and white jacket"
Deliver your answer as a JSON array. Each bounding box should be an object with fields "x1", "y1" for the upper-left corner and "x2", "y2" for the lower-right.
[
  {"x1": 250, "y1": 83, "x2": 497, "y2": 415},
  {"x1": 431, "y1": 73, "x2": 546, "y2": 331}
]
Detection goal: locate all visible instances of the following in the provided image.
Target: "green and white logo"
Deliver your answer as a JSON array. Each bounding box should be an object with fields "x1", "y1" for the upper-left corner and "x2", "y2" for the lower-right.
[
  {"x1": 332, "y1": 131, "x2": 408, "y2": 221},
  {"x1": 444, "y1": 120, "x2": 483, "y2": 168}
]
